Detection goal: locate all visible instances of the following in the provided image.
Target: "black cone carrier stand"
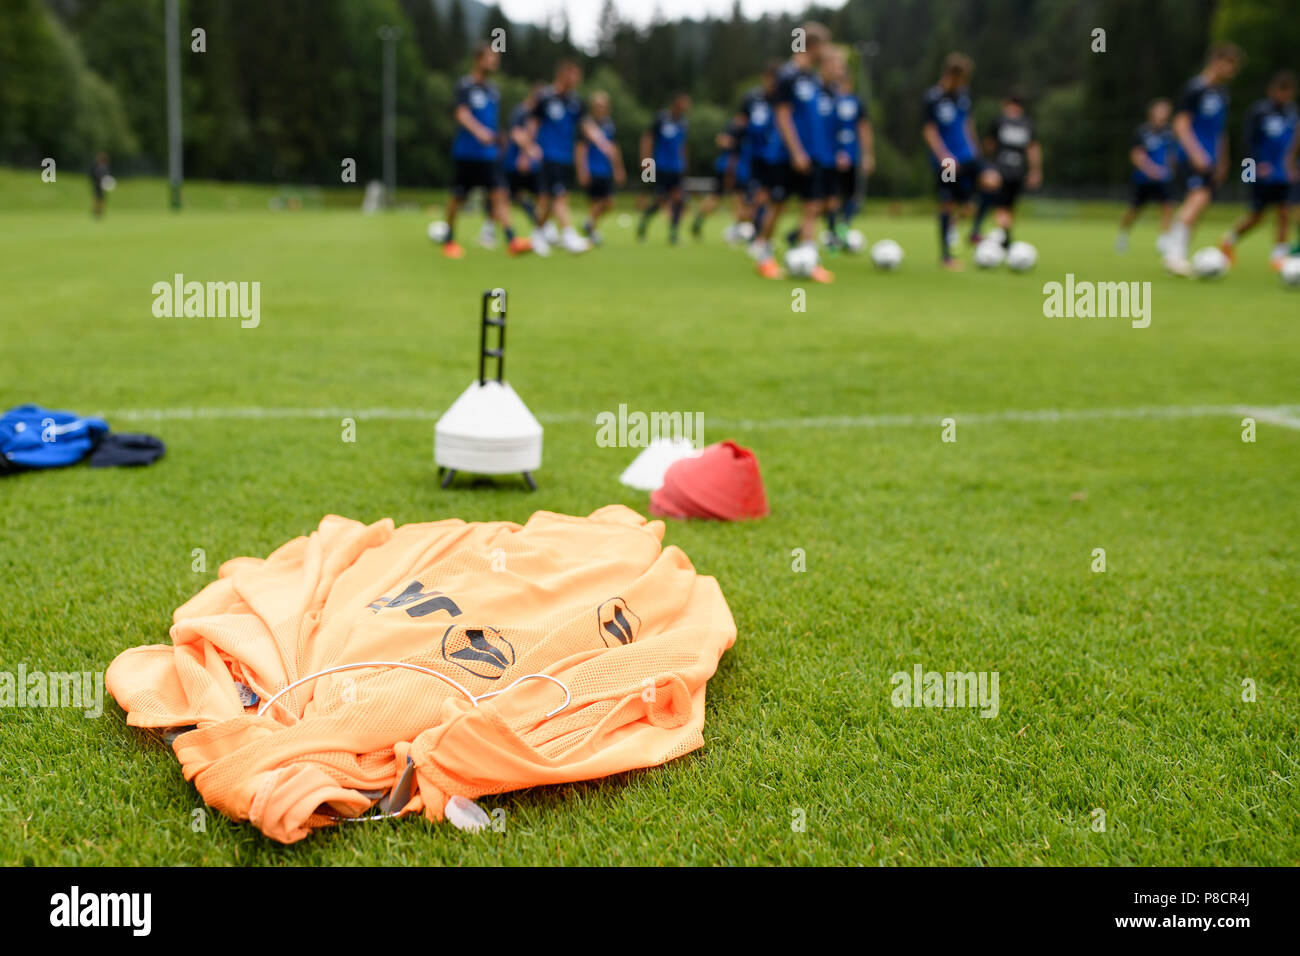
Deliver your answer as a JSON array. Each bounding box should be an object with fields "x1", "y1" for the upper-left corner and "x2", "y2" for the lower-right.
[{"x1": 434, "y1": 289, "x2": 543, "y2": 490}]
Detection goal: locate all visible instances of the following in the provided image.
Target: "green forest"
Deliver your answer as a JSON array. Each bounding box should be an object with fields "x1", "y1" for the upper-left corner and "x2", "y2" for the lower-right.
[{"x1": 2, "y1": 0, "x2": 1296, "y2": 196}]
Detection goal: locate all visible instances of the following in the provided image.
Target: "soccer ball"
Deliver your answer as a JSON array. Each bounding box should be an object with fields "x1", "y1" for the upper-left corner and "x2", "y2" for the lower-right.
[
  {"x1": 844, "y1": 229, "x2": 865, "y2": 254},
  {"x1": 973, "y1": 239, "x2": 1006, "y2": 268},
  {"x1": 1280, "y1": 256, "x2": 1300, "y2": 287},
  {"x1": 101, "y1": 175, "x2": 117, "y2": 193},
  {"x1": 784, "y1": 244, "x2": 819, "y2": 278},
  {"x1": 870, "y1": 239, "x2": 904, "y2": 270},
  {"x1": 427, "y1": 220, "x2": 450, "y2": 243},
  {"x1": 736, "y1": 221, "x2": 756, "y2": 243},
  {"x1": 1005, "y1": 241, "x2": 1038, "y2": 272},
  {"x1": 1191, "y1": 246, "x2": 1229, "y2": 279}
]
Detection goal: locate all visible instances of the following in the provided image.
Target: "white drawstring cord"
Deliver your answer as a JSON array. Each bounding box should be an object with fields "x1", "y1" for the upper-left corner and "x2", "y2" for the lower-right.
[
  {"x1": 253, "y1": 662, "x2": 571, "y2": 825},
  {"x1": 255, "y1": 661, "x2": 571, "y2": 719}
]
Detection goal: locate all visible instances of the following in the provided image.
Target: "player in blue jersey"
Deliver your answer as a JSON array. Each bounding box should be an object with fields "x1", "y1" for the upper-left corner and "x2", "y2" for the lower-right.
[
  {"x1": 822, "y1": 46, "x2": 873, "y2": 251},
  {"x1": 576, "y1": 91, "x2": 626, "y2": 246},
  {"x1": 529, "y1": 59, "x2": 618, "y2": 254},
  {"x1": 756, "y1": 22, "x2": 834, "y2": 283},
  {"x1": 691, "y1": 116, "x2": 749, "y2": 241},
  {"x1": 637, "y1": 93, "x2": 692, "y2": 244},
  {"x1": 1163, "y1": 43, "x2": 1244, "y2": 275},
  {"x1": 923, "y1": 52, "x2": 1001, "y2": 270},
  {"x1": 739, "y1": 63, "x2": 781, "y2": 259},
  {"x1": 1116, "y1": 98, "x2": 1176, "y2": 253},
  {"x1": 503, "y1": 84, "x2": 545, "y2": 250},
  {"x1": 443, "y1": 45, "x2": 528, "y2": 258},
  {"x1": 1219, "y1": 70, "x2": 1298, "y2": 268}
]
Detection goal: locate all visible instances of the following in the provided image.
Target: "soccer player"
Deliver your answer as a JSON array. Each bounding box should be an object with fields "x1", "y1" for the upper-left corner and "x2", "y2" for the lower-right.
[
  {"x1": 1219, "y1": 70, "x2": 1298, "y2": 268},
  {"x1": 824, "y1": 46, "x2": 874, "y2": 249},
  {"x1": 923, "y1": 52, "x2": 1001, "y2": 270},
  {"x1": 692, "y1": 117, "x2": 747, "y2": 240},
  {"x1": 740, "y1": 63, "x2": 782, "y2": 261},
  {"x1": 1162, "y1": 42, "x2": 1244, "y2": 276},
  {"x1": 89, "y1": 152, "x2": 111, "y2": 219},
  {"x1": 576, "y1": 91, "x2": 626, "y2": 246},
  {"x1": 443, "y1": 44, "x2": 528, "y2": 259},
  {"x1": 637, "y1": 93, "x2": 692, "y2": 244},
  {"x1": 756, "y1": 21, "x2": 834, "y2": 282},
  {"x1": 504, "y1": 84, "x2": 546, "y2": 252},
  {"x1": 1116, "y1": 98, "x2": 1176, "y2": 253},
  {"x1": 530, "y1": 59, "x2": 616, "y2": 254},
  {"x1": 970, "y1": 89, "x2": 1041, "y2": 248}
]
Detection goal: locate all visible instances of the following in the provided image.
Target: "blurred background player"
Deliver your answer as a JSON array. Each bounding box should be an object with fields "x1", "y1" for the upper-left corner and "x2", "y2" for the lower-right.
[
  {"x1": 741, "y1": 63, "x2": 781, "y2": 262},
  {"x1": 443, "y1": 45, "x2": 527, "y2": 259},
  {"x1": 637, "y1": 93, "x2": 692, "y2": 244},
  {"x1": 504, "y1": 84, "x2": 546, "y2": 253},
  {"x1": 89, "y1": 151, "x2": 111, "y2": 219},
  {"x1": 823, "y1": 46, "x2": 873, "y2": 251},
  {"x1": 757, "y1": 22, "x2": 834, "y2": 282},
  {"x1": 577, "y1": 90, "x2": 626, "y2": 246},
  {"x1": 1162, "y1": 42, "x2": 1244, "y2": 275},
  {"x1": 923, "y1": 52, "x2": 1001, "y2": 270},
  {"x1": 1116, "y1": 98, "x2": 1176, "y2": 253},
  {"x1": 970, "y1": 89, "x2": 1041, "y2": 248},
  {"x1": 692, "y1": 115, "x2": 747, "y2": 240},
  {"x1": 1219, "y1": 69, "x2": 1297, "y2": 268},
  {"x1": 530, "y1": 59, "x2": 615, "y2": 254}
]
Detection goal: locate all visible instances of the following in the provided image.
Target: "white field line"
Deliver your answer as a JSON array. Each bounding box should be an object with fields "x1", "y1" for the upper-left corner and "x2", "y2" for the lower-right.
[{"x1": 100, "y1": 404, "x2": 1300, "y2": 431}]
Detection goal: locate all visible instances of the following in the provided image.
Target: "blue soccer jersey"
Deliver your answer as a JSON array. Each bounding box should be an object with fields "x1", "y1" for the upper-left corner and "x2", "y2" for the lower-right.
[
  {"x1": 1176, "y1": 77, "x2": 1229, "y2": 163},
  {"x1": 452, "y1": 76, "x2": 500, "y2": 162},
  {"x1": 1132, "y1": 122, "x2": 1173, "y2": 183},
  {"x1": 1244, "y1": 97, "x2": 1298, "y2": 184},
  {"x1": 772, "y1": 61, "x2": 826, "y2": 164},
  {"x1": 532, "y1": 86, "x2": 585, "y2": 164},
  {"x1": 924, "y1": 84, "x2": 975, "y2": 164},
  {"x1": 651, "y1": 111, "x2": 688, "y2": 174},
  {"x1": 741, "y1": 89, "x2": 779, "y2": 165},
  {"x1": 811, "y1": 85, "x2": 836, "y2": 166},
  {"x1": 834, "y1": 91, "x2": 865, "y2": 163},
  {"x1": 585, "y1": 118, "x2": 616, "y2": 178}
]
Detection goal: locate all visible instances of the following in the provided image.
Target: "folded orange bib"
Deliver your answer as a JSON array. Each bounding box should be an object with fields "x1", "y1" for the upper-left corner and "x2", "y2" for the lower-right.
[{"x1": 106, "y1": 505, "x2": 736, "y2": 843}]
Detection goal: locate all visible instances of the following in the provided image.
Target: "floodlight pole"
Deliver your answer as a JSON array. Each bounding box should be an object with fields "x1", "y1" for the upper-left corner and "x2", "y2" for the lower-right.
[
  {"x1": 378, "y1": 25, "x2": 400, "y2": 208},
  {"x1": 165, "y1": 0, "x2": 183, "y2": 209}
]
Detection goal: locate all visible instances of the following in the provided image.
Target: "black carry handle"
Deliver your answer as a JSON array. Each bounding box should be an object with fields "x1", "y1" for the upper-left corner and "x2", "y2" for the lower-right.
[{"x1": 479, "y1": 288, "x2": 507, "y2": 384}]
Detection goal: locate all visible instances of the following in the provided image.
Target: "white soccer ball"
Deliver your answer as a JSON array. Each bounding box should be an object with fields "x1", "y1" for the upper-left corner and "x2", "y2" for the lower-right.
[
  {"x1": 1191, "y1": 246, "x2": 1229, "y2": 279},
  {"x1": 973, "y1": 239, "x2": 1006, "y2": 268},
  {"x1": 736, "y1": 221, "x2": 756, "y2": 242},
  {"x1": 844, "y1": 229, "x2": 865, "y2": 254},
  {"x1": 101, "y1": 175, "x2": 117, "y2": 193},
  {"x1": 870, "y1": 238, "x2": 903, "y2": 270},
  {"x1": 1005, "y1": 241, "x2": 1038, "y2": 272},
  {"x1": 785, "y1": 244, "x2": 819, "y2": 278},
  {"x1": 427, "y1": 220, "x2": 450, "y2": 243},
  {"x1": 1280, "y1": 256, "x2": 1300, "y2": 287}
]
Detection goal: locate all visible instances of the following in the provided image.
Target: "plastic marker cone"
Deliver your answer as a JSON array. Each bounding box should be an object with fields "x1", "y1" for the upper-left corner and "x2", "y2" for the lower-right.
[
  {"x1": 650, "y1": 440, "x2": 768, "y2": 520},
  {"x1": 619, "y1": 437, "x2": 701, "y2": 492}
]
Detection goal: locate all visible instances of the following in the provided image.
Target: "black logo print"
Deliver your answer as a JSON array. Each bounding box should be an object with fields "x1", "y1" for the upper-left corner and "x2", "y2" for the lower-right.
[
  {"x1": 441, "y1": 625, "x2": 515, "y2": 679},
  {"x1": 596, "y1": 598, "x2": 640, "y2": 647}
]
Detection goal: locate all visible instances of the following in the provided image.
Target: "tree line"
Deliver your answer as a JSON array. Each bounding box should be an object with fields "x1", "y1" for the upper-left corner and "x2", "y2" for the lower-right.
[{"x1": 2, "y1": 0, "x2": 1295, "y2": 197}]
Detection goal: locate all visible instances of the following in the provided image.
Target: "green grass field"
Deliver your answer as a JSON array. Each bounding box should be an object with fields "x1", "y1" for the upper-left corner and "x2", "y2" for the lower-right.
[{"x1": 1, "y1": 170, "x2": 1297, "y2": 866}]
